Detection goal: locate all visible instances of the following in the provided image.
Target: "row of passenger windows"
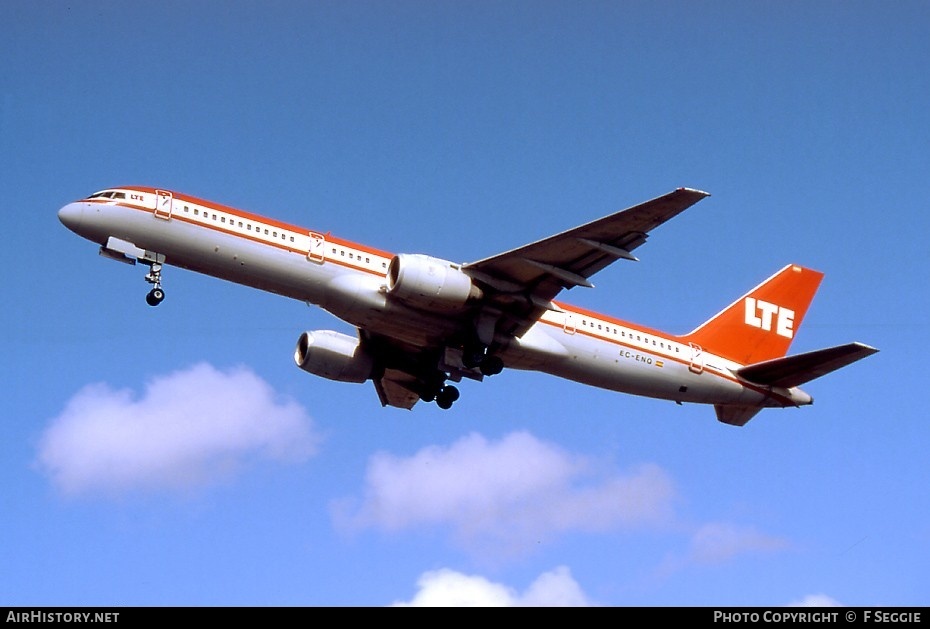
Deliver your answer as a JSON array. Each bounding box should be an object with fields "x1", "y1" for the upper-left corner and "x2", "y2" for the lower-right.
[
  {"x1": 328, "y1": 248, "x2": 389, "y2": 269},
  {"x1": 90, "y1": 193, "x2": 388, "y2": 269},
  {"x1": 578, "y1": 318, "x2": 681, "y2": 352},
  {"x1": 182, "y1": 205, "x2": 296, "y2": 243},
  {"x1": 180, "y1": 203, "x2": 389, "y2": 270}
]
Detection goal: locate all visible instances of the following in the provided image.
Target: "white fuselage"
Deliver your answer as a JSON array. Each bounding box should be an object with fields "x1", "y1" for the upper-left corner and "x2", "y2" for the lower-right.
[{"x1": 58, "y1": 188, "x2": 811, "y2": 410}]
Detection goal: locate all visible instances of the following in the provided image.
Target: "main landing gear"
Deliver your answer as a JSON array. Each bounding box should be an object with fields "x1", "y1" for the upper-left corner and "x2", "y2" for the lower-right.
[
  {"x1": 419, "y1": 381, "x2": 461, "y2": 410},
  {"x1": 144, "y1": 262, "x2": 165, "y2": 306},
  {"x1": 462, "y1": 345, "x2": 505, "y2": 376},
  {"x1": 435, "y1": 385, "x2": 460, "y2": 410},
  {"x1": 420, "y1": 345, "x2": 504, "y2": 411}
]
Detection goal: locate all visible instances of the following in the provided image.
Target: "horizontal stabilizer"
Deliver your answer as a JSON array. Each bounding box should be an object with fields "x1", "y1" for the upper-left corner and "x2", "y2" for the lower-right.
[
  {"x1": 737, "y1": 342, "x2": 879, "y2": 389},
  {"x1": 715, "y1": 405, "x2": 762, "y2": 426}
]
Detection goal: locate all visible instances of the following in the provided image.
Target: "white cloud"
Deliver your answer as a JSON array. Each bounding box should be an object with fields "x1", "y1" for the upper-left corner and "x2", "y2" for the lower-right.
[
  {"x1": 392, "y1": 566, "x2": 595, "y2": 607},
  {"x1": 687, "y1": 522, "x2": 791, "y2": 564},
  {"x1": 652, "y1": 521, "x2": 792, "y2": 581},
  {"x1": 37, "y1": 363, "x2": 319, "y2": 496},
  {"x1": 787, "y1": 594, "x2": 843, "y2": 607},
  {"x1": 334, "y1": 431, "x2": 675, "y2": 552}
]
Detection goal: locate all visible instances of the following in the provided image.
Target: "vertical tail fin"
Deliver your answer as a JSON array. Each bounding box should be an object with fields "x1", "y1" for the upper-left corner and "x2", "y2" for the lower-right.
[{"x1": 680, "y1": 264, "x2": 824, "y2": 365}]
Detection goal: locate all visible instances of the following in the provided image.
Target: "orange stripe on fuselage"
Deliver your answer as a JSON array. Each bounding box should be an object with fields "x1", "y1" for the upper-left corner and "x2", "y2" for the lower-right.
[
  {"x1": 538, "y1": 306, "x2": 797, "y2": 406},
  {"x1": 107, "y1": 186, "x2": 396, "y2": 260},
  {"x1": 535, "y1": 317, "x2": 795, "y2": 406},
  {"x1": 553, "y1": 300, "x2": 671, "y2": 339},
  {"x1": 85, "y1": 187, "x2": 394, "y2": 277}
]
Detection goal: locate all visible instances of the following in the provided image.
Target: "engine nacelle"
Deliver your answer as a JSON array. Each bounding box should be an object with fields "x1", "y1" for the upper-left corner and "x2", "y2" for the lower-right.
[
  {"x1": 293, "y1": 330, "x2": 374, "y2": 383},
  {"x1": 387, "y1": 253, "x2": 483, "y2": 312}
]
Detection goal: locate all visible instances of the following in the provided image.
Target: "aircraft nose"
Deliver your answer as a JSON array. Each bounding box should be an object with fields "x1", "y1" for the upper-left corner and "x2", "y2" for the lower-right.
[{"x1": 58, "y1": 202, "x2": 84, "y2": 232}]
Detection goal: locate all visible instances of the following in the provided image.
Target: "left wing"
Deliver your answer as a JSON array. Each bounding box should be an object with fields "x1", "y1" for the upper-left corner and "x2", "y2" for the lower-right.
[{"x1": 463, "y1": 188, "x2": 710, "y2": 337}]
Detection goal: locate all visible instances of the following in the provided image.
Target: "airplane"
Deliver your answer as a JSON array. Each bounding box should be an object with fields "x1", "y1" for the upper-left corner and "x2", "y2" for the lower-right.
[{"x1": 57, "y1": 186, "x2": 877, "y2": 425}]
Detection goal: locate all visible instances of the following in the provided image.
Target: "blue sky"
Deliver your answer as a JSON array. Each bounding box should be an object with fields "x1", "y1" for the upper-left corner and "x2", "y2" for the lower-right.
[{"x1": 2, "y1": 1, "x2": 927, "y2": 606}]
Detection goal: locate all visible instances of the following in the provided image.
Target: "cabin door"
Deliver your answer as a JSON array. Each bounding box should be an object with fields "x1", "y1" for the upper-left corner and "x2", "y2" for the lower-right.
[
  {"x1": 306, "y1": 231, "x2": 326, "y2": 263},
  {"x1": 154, "y1": 190, "x2": 173, "y2": 220},
  {"x1": 689, "y1": 342, "x2": 704, "y2": 374},
  {"x1": 562, "y1": 313, "x2": 576, "y2": 334}
]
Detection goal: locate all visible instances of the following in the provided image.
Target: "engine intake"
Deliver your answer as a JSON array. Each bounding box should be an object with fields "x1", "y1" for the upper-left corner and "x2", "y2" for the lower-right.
[
  {"x1": 294, "y1": 330, "x2": 374, "y2": 383},
  {"x1": 387, "y1": 253, "x2": 483, "y2": 312}
]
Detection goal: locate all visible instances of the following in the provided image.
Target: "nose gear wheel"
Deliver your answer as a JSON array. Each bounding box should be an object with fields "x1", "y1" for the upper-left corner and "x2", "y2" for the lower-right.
[{"x1": 144, "y1": 263, "x2": 165, "y2": 306}]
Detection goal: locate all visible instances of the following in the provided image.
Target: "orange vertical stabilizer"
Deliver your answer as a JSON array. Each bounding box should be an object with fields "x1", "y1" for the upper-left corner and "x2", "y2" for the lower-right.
[{"x1": 679, "y1": 264, "x2": 825, "y2": 365}]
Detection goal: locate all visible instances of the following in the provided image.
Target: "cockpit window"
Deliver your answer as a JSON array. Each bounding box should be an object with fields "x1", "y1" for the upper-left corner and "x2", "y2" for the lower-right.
[{"x1": 87, "y1": 190, "x2": 126, "y2": 199}]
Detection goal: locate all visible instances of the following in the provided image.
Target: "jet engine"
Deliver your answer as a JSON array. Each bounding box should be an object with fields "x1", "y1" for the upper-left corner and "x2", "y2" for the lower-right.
[
  {"x1": 293, "y1": 330, "x2": 374, "y2": 383},
  {"x1": 387, "y1": 253, "x2": 483, "y2": 312}
]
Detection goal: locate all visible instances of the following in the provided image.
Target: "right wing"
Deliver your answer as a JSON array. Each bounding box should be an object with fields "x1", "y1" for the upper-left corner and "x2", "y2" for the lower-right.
[
  {"x1": 363, "y1": 189, "x2": 711, "y2": 408},
  {"x1": 463, "y1": 188, "x2": 710, "y2": 338}
]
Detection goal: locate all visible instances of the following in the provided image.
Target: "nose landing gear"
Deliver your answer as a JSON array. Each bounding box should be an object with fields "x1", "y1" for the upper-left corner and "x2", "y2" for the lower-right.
[{"x1": 144, "y1": 263, "x2": 165, "y2": 306}]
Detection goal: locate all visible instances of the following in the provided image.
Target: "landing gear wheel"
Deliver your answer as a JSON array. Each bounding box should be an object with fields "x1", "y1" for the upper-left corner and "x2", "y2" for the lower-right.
[
  {"x1": 435, "y1": 385, "x2": 460, "y2": 410},
  {"x1": 462, "y1": 347, "x2": 485, "y2": 370},
  {"x1": 479, "y1": 355, "x2": 504, "y2": 376},
  {"x1": 146, "y1": 287, "x2": 165, "y2": 306},
  {"x1": 144, "y1": 261, "x2": 166, "y2": 306}
]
